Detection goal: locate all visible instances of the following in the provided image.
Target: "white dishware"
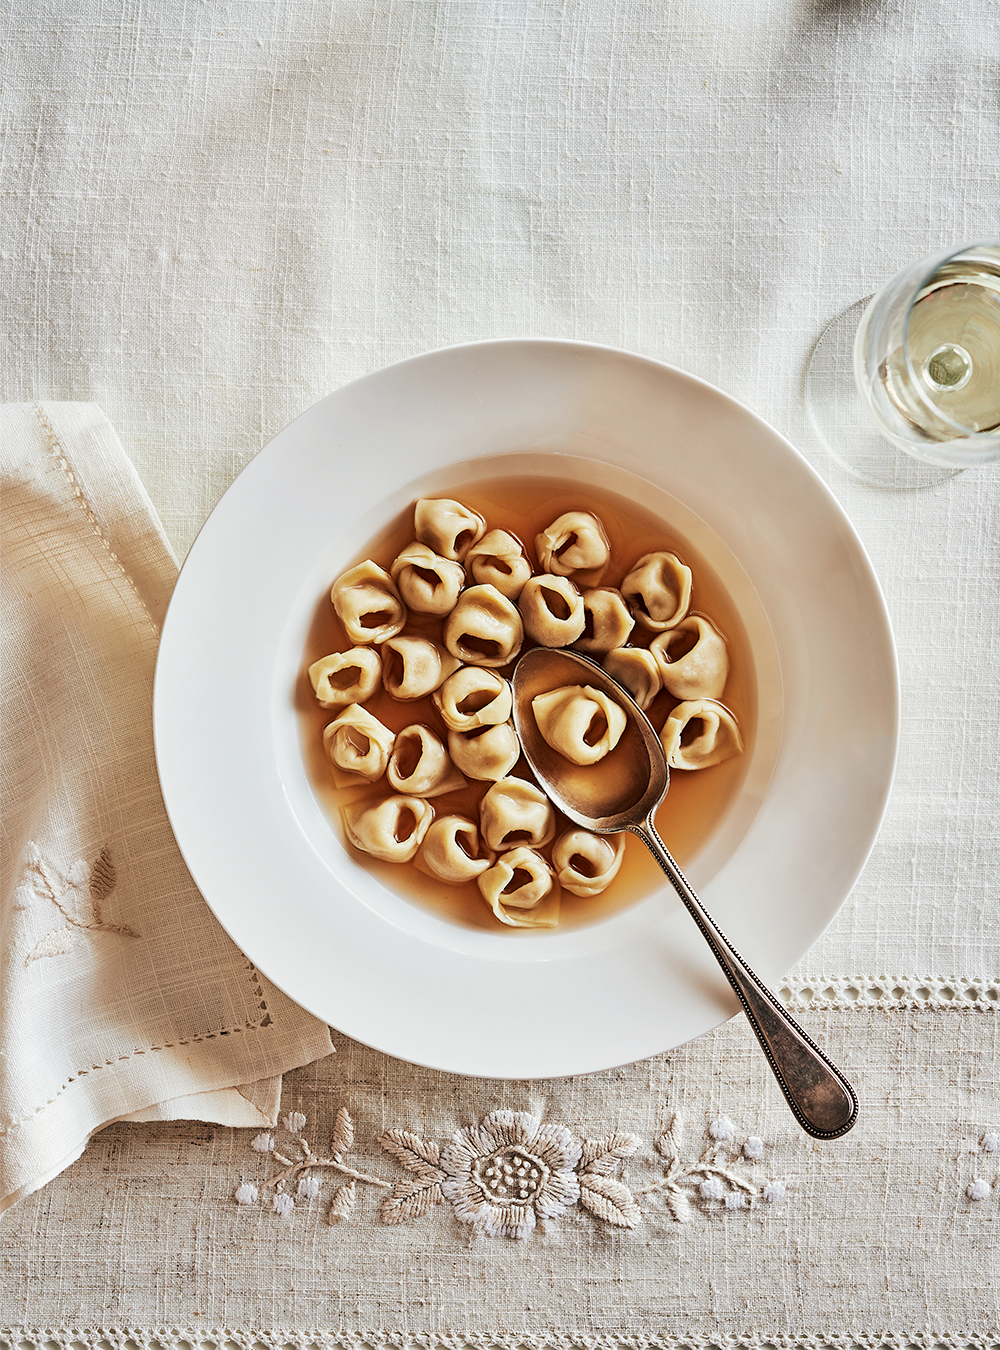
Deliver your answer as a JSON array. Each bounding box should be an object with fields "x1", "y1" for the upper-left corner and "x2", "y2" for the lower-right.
[{"x1": 155, "y1": 339, "x2": 898, "y2": 1078}]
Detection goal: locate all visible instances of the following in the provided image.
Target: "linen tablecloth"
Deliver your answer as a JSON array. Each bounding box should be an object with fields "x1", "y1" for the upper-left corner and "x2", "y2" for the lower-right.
[{"x1": 1, "y1": 0, "x2": 998, "y2": 1343}]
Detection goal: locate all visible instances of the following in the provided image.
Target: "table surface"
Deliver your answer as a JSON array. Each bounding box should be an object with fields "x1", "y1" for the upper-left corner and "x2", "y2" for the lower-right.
[{"x1": 1, "y1": 0, "x2": 998, "y2": 1343}]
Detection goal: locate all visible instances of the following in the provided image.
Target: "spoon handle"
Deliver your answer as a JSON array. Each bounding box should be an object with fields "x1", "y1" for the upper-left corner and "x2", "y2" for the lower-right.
[{"x1": 631, "y1": 819, "x2": 859, "y2": 1140}]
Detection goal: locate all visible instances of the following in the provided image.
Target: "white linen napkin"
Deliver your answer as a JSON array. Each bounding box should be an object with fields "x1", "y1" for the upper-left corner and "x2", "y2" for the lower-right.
[{"x1": 0, "y1": 402, "x2": 335, "y2": 1213}]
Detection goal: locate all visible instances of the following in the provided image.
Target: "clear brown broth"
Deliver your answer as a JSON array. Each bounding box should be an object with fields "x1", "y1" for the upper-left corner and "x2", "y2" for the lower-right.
[{"x1": 298, "y1": 475, "x2": 755, "y2": 932}]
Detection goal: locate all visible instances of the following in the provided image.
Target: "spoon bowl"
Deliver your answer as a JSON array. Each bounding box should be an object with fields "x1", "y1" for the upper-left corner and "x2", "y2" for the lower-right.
[
  {"x1": 511, "y1": 645, "x2": 666, "y2": 829},
  {"x1": 512, "y1": 644, "x2": 859, "y2": 1141}
]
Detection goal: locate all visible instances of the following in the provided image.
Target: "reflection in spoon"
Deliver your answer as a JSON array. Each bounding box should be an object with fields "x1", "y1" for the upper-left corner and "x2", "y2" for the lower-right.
[{"x1": 512, "y1": 646, "x2": 858, "y2": 1141}]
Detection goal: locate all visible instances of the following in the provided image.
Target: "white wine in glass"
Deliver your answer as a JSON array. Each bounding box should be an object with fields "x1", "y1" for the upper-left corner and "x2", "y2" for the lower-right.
[{"x1": 807, "y1": 240, "x2": 1000, "y2": 487}]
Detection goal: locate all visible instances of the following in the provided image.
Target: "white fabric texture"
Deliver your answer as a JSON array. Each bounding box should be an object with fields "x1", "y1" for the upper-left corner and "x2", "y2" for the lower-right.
[
  {"x1": 0, "y1": 0, "x2": 999, "y2": 1341},
  {"x1": 1, "y1": 0, "x2": 997, "y2": 982},
  {"x1": 0, "y1": 402, "x2": 335, "y2": 1213}
]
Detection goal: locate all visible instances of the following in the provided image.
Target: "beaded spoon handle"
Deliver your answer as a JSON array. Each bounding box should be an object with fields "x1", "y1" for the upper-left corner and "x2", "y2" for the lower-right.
[{"x1": 512, "y1": 644, "x2": 859, "y2": 1141}]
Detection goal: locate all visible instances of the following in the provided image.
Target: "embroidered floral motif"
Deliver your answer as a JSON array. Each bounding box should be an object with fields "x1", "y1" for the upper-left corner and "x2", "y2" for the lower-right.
[
  {"x1": 235, "y1": 1108, "x2": 390, "y2": 1223},
  {"x1": 642, "y1": 1113, "x2": 787, "y2": 1221},
  {"x1": 440, "y1": 1112, "x2": 582, "y2": 1239},
  {"x1": 576, "y1": 1131, "x2": 643, "y2": 1229},
  {"x1": 235, "y1": 1107, "x2": 799, "y2": 1237},
  {"x1": 380, "y1": 1110, "x2": 641, "y2": 1239},
  {"x1": 646, "y1": 1113, "x2": 692, "y2": 1222},
  {"x1": 378, "y1": 1129, "x2": 447, "y2": 1224},
  {"x1": 18, "y1": 842, "x2": 138, "y2": 965},
  {"x1": 709, "y1": 1116, "x2": 736, "y2": 1141}
]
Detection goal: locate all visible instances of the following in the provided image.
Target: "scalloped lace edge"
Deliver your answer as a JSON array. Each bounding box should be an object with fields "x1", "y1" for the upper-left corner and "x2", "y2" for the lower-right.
[
  {"x1": 2, "y1": 1331, "x2": 999, "y2": 1350},
  {"x1": 780, "y1": 975, "x2": 1000, "y2": 1010}
]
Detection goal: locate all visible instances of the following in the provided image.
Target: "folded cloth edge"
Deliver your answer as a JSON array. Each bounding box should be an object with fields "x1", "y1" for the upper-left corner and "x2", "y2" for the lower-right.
[
  {"x1": 0, "y1": 402, "x2": 335, "y2": 1215},
  {"x1": 25, "y1": 401, "x2": 180, "y2": 626}
]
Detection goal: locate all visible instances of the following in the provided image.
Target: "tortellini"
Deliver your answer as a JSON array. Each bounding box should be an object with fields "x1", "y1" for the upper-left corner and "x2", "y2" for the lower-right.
[
  {"x1": 551, "y1": 829, "x2": 626, "y2": 898},
  {"x1": 447, "y1": 720, "x2": 521, "y2": 782},
  {"x1": 390, "y1": 542, "x2": 465, "y2": 616},
  {"x1": 479, "y1": 777, "x2": 557, "y2": 852},
  {"x1": 602, "y1": 646, "x2": 661, "y2": 713},
  {"x1": 323, "y1": 704, "x2": 395, "y2": 786},
  {"x1": 433, "y1": 666, "x2": 512, "y2": 732},
  {"x1": 331, "y1": 560, "x2": 407, "y2": 644},
  {"x1": 414, "y1": 498, "x2": 486, "y2": 562},
  {"x1": 415, "y1": 815, "x2": 495, "y2": 885},
  {"x1": 518, "y1": 575, "x2": 586, "y2": 647},
  {"x1": 649, "y1": 615, "x2": 729, "y2": 701},
  {"x1": 621, "y1": 552, "x2": 692, "y2": 632},
  {"x1": 466, "y1": 529, "x2": 532, "y2": 600},
  {"x1": 443, "y1": 584, "x2": 524, "y2": 667},
  {"x1": 660, "y1": 699, "x2": 744, "y2": 770},
  {"x1": 532, "y1": 684, "x2": 627, "y2": 766},
  {"x1": 342, "y1": 795, "x2": 434, "y2": 863},
  {"x1": 381, "y1": 635, "x2": 461, "y2": 701},
  {"x1": 477, "y1": 847, "x2": 561, "y2": 928},
  {"x1": 535, "y1": 511, "x2": 610, "y2": 577},
  {"x1": 575, "y1": 588, "x2": 635, "y2": 654},
  {"x1": 316, "y1": 490, "x2": 745, "y2": 933},
  {"x1": 308, "y1": 646, "x2": 382, "y2": 709},
  {"x1": 387, "y1": 724, "x2": 466, "y2": 797}
]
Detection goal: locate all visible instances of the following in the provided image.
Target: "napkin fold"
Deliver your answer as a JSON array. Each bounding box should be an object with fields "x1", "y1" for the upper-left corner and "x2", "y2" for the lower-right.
[{"x1": 0, "y1": 402, "x2": 335, "y2": 1213}]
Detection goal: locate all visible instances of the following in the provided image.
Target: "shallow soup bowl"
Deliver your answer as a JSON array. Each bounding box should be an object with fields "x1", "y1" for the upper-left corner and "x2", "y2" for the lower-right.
[{"x1": 154, "y1": 339, "x2": 898, "y2": 1079}]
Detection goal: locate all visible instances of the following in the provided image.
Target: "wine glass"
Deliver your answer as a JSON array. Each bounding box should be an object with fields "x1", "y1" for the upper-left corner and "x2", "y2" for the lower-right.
[{"x1": 806, "y1": 240, "x2": 1000, "y2": 488}]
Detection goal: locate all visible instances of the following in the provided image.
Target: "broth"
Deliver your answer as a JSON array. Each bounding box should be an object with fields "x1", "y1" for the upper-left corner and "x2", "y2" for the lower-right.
[{"x1": 298, "y1": 474, "x2": 756, "y2": 932}]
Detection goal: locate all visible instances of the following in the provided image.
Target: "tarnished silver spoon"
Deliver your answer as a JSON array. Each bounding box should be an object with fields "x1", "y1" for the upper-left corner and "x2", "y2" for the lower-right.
[{"x1": 512, "y1": 644, "x2": 858, "y2": 1140}]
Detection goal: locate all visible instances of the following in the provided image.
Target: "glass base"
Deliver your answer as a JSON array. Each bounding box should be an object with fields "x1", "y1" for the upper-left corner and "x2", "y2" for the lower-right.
[{"x1": 805, "y1": 299, "x2": 964, "y2": 489}]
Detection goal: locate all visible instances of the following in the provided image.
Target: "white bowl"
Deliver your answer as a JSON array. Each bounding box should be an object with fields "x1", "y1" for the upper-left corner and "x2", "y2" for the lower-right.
[{"x1": 155, "y1": 339, "x2": 898, "y2": 1078}]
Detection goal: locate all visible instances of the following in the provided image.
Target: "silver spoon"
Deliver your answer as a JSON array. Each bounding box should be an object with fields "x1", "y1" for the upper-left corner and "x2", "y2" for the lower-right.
[{"x1": 512, "y1": 645, "x2": 858, "y2": 1140}]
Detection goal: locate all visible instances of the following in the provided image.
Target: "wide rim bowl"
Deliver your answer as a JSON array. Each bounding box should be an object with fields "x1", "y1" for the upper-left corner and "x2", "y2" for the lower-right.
[{"x1": 154, "y1": 338, "x2": 899, "y2": 1078}]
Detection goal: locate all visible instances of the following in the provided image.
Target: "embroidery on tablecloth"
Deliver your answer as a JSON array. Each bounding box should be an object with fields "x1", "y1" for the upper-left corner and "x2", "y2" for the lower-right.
[
  {"x1": 234, "y1": 1108, "x2": 643, "y2": 1238},
  {"x1": 14, "y1": 843, "x2": 139, "y2": 965},
  {"x1": 235, "y1": 1109, "x2": 390, "y2": 1223},
  {"x1": 235, "y1": 1107, "x2": 800, "y2": 1238},
  {"x1": 380, "y1": 1110, "x2": 641, "y2": 1238},
  {"x1": 966, "y1": 1128, "x2": 999, "y2": 1203},
  {"x1": 640, "y1": 1113, "x2": 788, "y2": 1221}
]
